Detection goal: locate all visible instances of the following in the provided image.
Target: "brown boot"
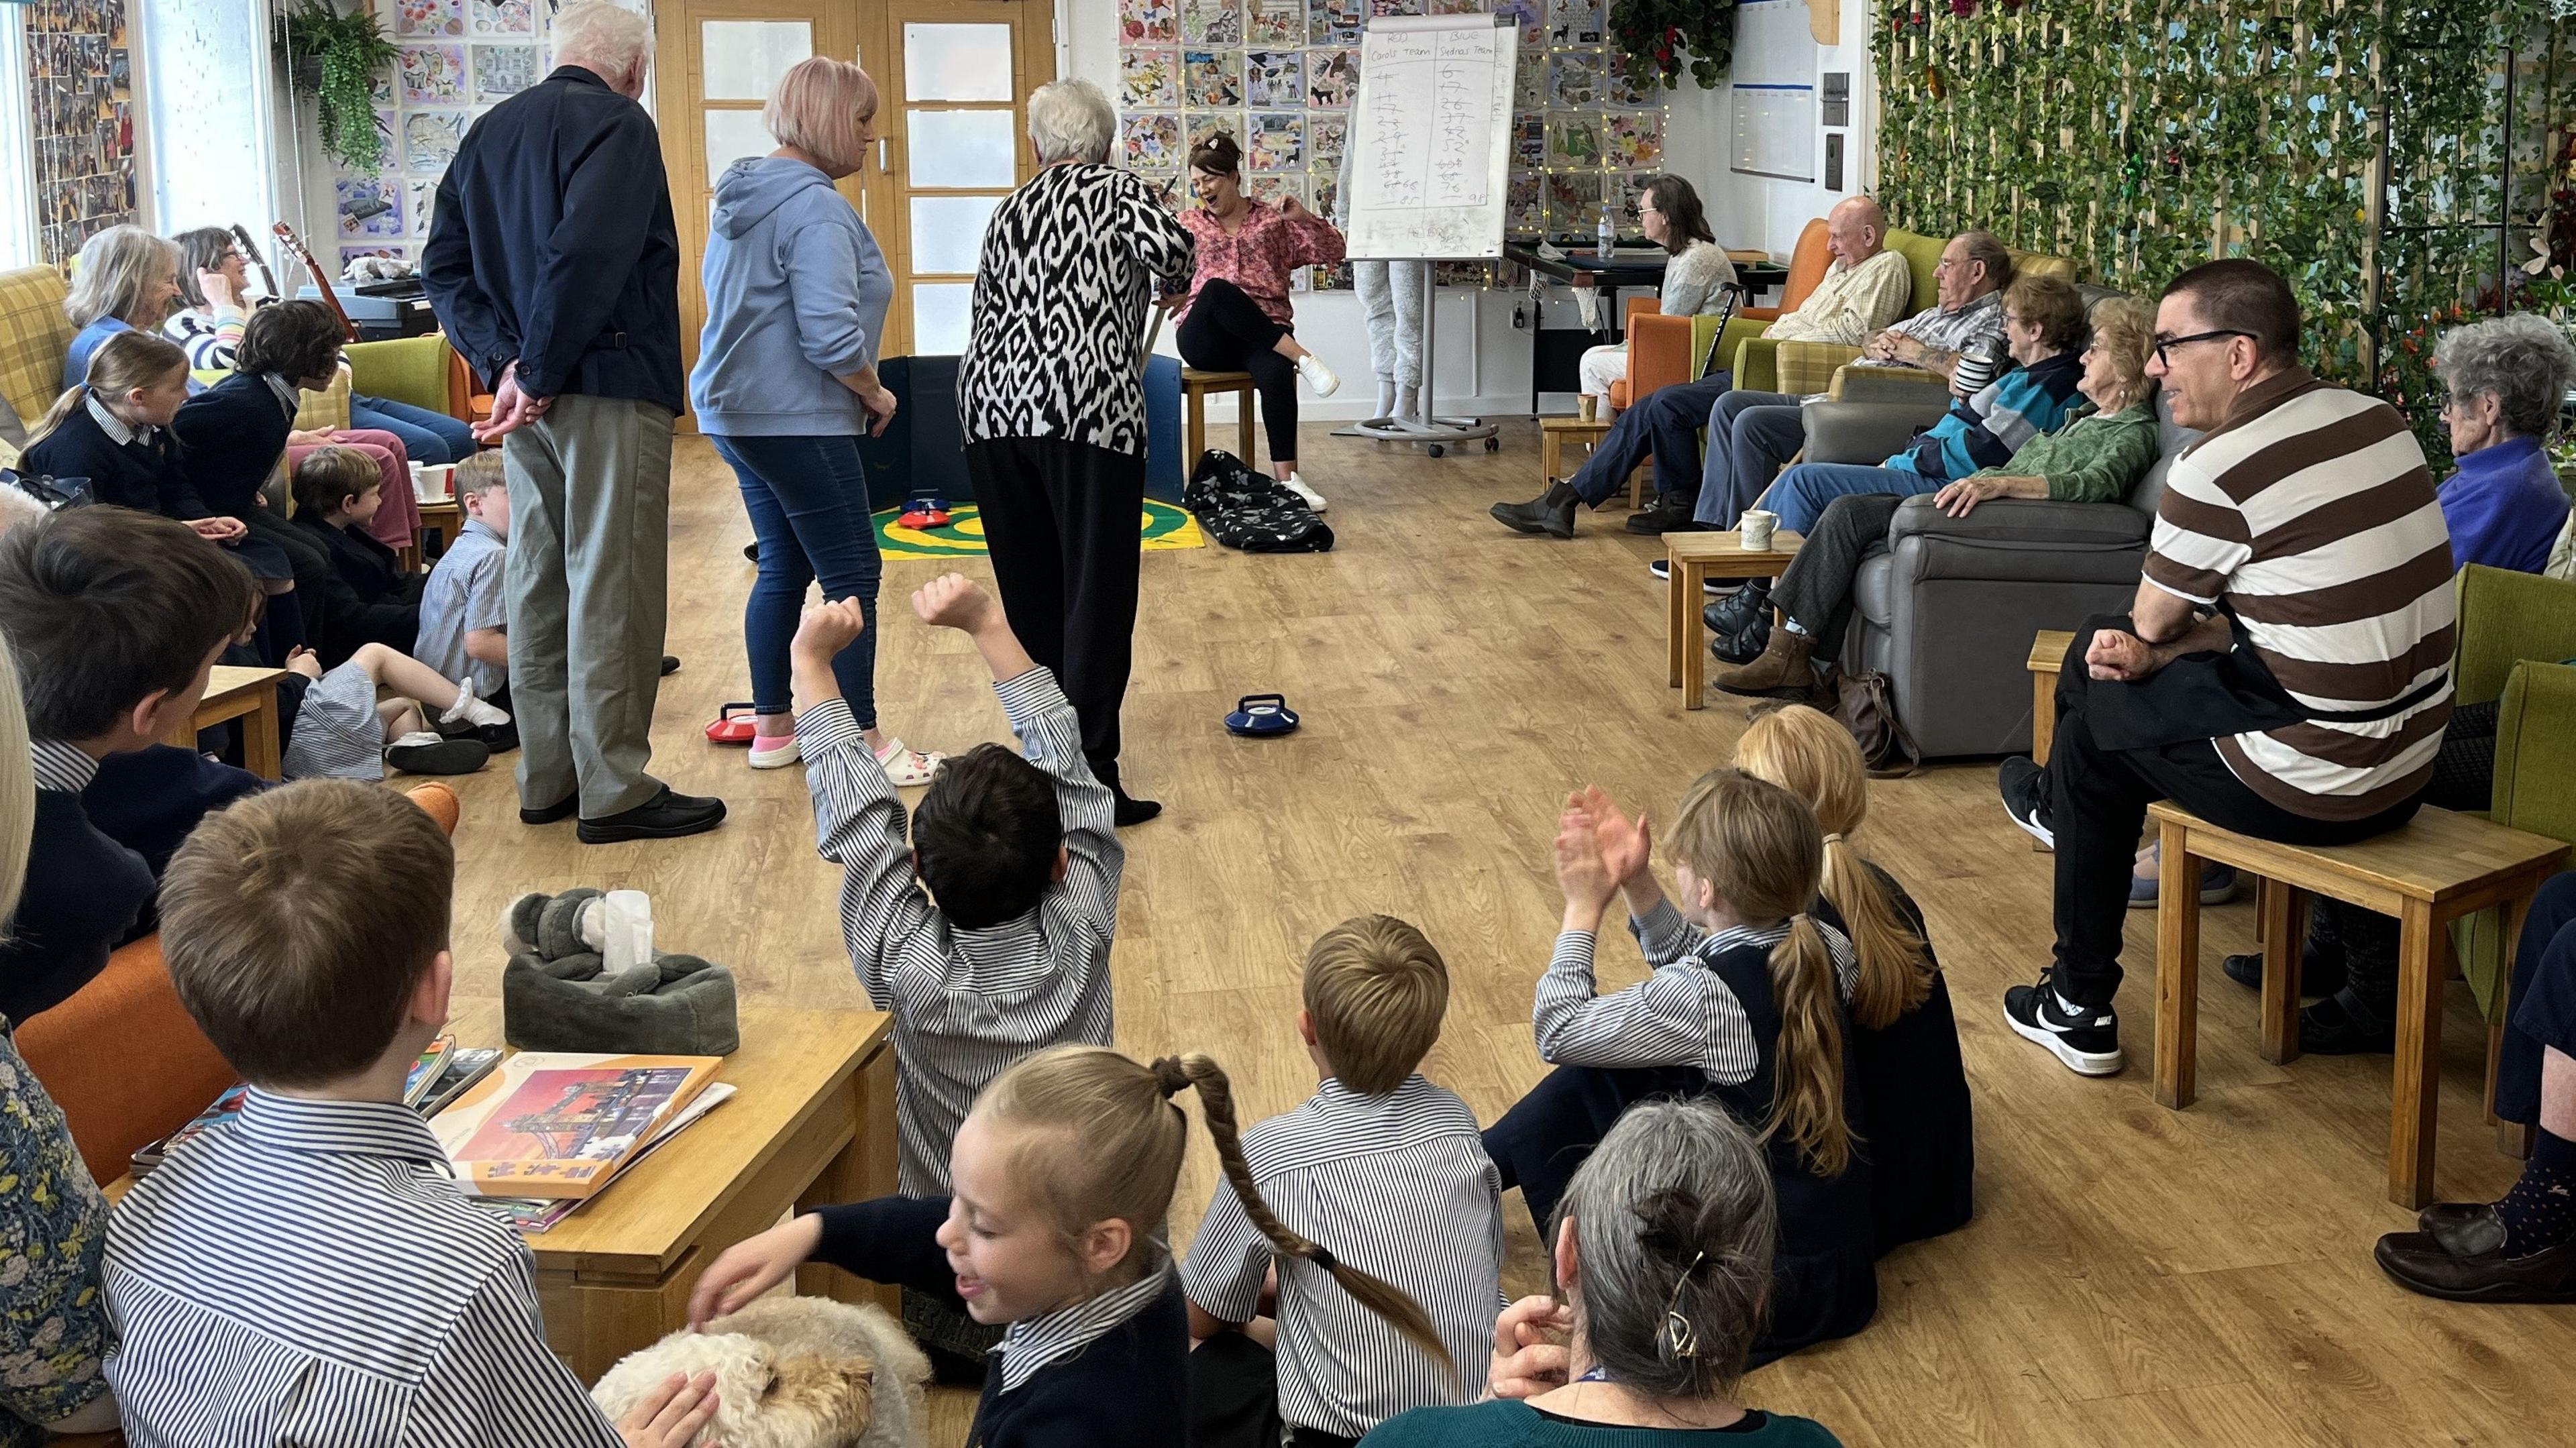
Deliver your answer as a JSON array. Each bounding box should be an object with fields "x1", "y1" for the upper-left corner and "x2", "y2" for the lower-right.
[{"x1": 1710, "y1": 622, "x2": 1817, "y2": 697}]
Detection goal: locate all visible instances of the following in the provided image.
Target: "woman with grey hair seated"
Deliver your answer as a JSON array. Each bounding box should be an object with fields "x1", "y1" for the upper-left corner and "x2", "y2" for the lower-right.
[
  {"x1": 61, "y1": 225, "x2": 182, "y2": 388},
  {"x1": 959, "y1": 76, "x2": 1195, "y2": 826},
  {"x1": 1362, "y1": 1099, "x2": 1845, "y2": 1446},
  {"x1": 2426, "y1": 312, "x2": 2575, "y2": 575}
]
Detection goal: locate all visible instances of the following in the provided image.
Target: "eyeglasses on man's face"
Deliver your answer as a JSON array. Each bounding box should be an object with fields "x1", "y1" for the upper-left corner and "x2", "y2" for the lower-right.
[{"x1": 2151, "y1": 329, "x2": 2253, "y2": 368}]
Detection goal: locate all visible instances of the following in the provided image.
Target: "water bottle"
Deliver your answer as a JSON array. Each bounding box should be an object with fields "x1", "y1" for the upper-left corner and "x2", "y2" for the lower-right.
[{"x1": 1597, "y1": 208, "x2": 1616, "y2": 260}]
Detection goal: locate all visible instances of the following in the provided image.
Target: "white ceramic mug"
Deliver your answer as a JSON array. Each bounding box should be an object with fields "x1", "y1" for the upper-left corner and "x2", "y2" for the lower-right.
[
  {"x1": 413, "y1": 463, "x2": 455, "y2": 502},
  {"x1": 1739, "y1": 508, "x2": 1779, "y2": 551}
]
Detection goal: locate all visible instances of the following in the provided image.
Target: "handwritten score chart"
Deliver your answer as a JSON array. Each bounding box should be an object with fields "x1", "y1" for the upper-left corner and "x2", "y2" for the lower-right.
[{"x1": 1345, "y1": 14, "x2": 1517, "y2": 260}]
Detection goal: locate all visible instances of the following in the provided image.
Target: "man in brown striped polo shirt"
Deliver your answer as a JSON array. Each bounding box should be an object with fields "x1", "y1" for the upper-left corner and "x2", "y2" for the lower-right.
[{"x1": 1998, "y1": 259, "x2": 2453, "y2": 1077}]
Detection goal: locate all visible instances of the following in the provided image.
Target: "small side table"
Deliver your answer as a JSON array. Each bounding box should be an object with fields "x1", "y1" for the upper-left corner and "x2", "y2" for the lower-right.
[
  {"x1": 1538, "y1": 415, "x2": 1644, "y2": 510},
  {"x1": 2026, "y1": 628, "x2": 2076, "y2": 767},
  {"x1": 173, "y1": 665, "x2": 288, "y2": 779},
  {"x1": 1666, "y1": 530, "x2": 1803, "y2": 708}
]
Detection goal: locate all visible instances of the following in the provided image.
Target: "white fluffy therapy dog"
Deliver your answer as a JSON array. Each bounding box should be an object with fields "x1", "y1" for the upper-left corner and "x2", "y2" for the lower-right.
[{"x1": 591, "y1": 1297, "x2": 932, "y2": 1448}]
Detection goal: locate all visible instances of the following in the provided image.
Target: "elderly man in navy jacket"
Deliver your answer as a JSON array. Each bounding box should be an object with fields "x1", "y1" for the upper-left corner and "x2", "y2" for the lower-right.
[{"x1": 423, "y1": 0, "x2": 722, "y2": 844}]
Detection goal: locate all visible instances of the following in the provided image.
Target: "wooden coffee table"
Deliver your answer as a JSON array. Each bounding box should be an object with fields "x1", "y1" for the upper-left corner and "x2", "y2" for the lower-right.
[
  {"x1": 170, "y1": 665, "x2": 288, "y2": 778},
  {"x1": 1666, "y1": 529, "x2": 1803, "y2": 709},
  {"x1": 445, "y1": 1001, "x2": 899, "y2": 1379}
]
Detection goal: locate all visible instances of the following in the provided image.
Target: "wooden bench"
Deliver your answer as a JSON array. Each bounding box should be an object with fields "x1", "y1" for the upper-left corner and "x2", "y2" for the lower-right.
[
  {"x1": 1666, "y1": 529, "x2": 1802, "y2": 710},
  {"x1": 1539, "y1": 415, "x2": 1646, "y2": 510},
  {"x1": 1181, "y1": 368, "x2": 1259, "y2": 468},
  {"x1": 2147, "y1": 800, "x2": 2569, "y2": 1207}
]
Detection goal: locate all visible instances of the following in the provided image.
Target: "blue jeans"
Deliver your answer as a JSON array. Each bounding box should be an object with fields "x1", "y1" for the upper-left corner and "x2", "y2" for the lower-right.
[
  {"x1": 1769, "y1": 461, "x2": 1941, "y2": 535},
  {"x1": 1692, "y1": 390, "x2": 1803, "y2": 528},
  {"x1": 349, "y1": 393, "x2": 479, "y2": 465},
  {"x1": 1567, "y1": 372, "x2": 1733, "y2": 504},
  {"x1": 710, "y1": 433, "x2": 883, "y2": 727}
]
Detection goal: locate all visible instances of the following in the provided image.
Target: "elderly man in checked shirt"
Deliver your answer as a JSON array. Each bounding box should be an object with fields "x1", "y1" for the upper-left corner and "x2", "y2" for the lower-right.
[{"x1": 791, "y1": 574, "x2": 1120, "y2": 1199}]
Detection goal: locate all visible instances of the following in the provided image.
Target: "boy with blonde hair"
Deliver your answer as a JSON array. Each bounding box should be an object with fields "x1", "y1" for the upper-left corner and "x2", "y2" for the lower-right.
[
  {"x1": 417, "y1": 451, "x2": 514, "y2": 716},
  {"x1": 1183, "y1": 915, "x2": 1503, "y2": 1448},
  {"x1": 103, "y1": 781, "x2": 718, "y2": 1448}
]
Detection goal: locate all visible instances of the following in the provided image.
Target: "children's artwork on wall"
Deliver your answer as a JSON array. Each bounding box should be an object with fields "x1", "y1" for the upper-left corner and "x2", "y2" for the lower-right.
[
  {"x1": 1246, "y1": 174, "x2": 1305, "y2": 206},
  {"x1": 1602, "y1": 110, "x2": 1661, "y2": 168},
  {"x1": 470, "y1": 0, "x2": 535, "y2": 36},
  {"x1": 474, "y1": 44, "x2": 540, "y2": 102},
  {"x1": 337, "y1": 177, "x2": 406, "y2": 238},
  {"x1": 1248, "y1": 111, "x2": 1302, "y2": 172},
  {"x1": 1248, "y1": 0, "x2": 1305, "y2": 44},
  {"x1": 398, "y1": 0, "x2": 464, "y2": 38},
  {"x1": 1305, "y1": 46, "x2": 1356, "y2": 108},
  {"x1": 1181, "y1": 0, "x2": 1243, "y2": 46},
  {"x1": 1495, "y1": 0, "x2": 1544, "y2": 46},
  {"x1": 1245, "y1": 50, "x2": 1303, "y2": 109},
  {"x1": 1368, "y1": 0, "x2": 1424, "y2": 15},
  {"x1": 1607, "y1": 62, "x2": 1656, "y2": 107},
  {"x1": 1546, "y1": 0, "x2": 1601, "y2": 45},
  {"x1": 1544, "y1": 170, "x2": 1601, "y2": 232},
  {"x1": 1310, "y1": 174, "x2": 1340, "y2": 222},
  {"x1": 400, "y1": 45, "x2": 468, "y2": 105},
  {"x1": 1122, "y1": 0, "x2": 1179, "y2": 44},
  {"x1": 1187, "y1": 111, "x2": 1243, "y2": 155},
  {"x1": 1547, "y1": 112, "x2": 1601, "y2": 168},
  {"x1": 408, "y1": 179, "x2": 439, "y2": 236},
  {"x1": 1512, "y1": 113, "x2": 1545, "y2": 168},
  {"x1": 1122, "y1": 50, "x2": 1180, "y2": 109},
  {"x1": 403, "y1": 110, "x2": 466, "y2": 171},
  {"x1": 1548, "y1": 51, "x2": 1600, "y2": 107},
  {"x1": 1507, "y1": 170, "x2": 1544, "y2": 233},
  {"x1": 1307, "y1": 112, "x2": 1348, "y2": 174},
  {"x1": 1124, "y1": 111, "x2": 1183, "y2": 170},
  {"x1": 1430, "y1": 0, "x2": 1488, "y2": 13},
  {"x1": 23, "y1": 0, "x2": 139, "y2": 263},
  {"x1": 1309, "y1": 0, "x2": 1363, "y2": 44},
  {"x1": 1182, "y1": 49, "x2": 1243, "y2": 109},
  {"x1": 1513, "y1": 58, "x2": 1545, "y2": 111}
]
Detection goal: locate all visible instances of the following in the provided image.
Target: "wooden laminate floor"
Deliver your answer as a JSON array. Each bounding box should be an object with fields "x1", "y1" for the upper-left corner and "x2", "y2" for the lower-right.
[{"x1": 443, "y1": 422, "x2": 2568, "y2": 1446}]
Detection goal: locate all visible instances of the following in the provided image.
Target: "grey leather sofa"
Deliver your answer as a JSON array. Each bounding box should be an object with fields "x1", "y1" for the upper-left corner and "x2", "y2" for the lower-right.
[{"x1": 1796, "y1": 377, "x2": 2201, "y2": 759}]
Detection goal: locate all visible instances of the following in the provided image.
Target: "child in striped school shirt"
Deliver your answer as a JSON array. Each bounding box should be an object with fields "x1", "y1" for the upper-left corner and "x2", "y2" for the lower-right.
[
  {"x1": 1184, "y1": 915, "x2": 1505, "y2": 1448},
  {"x1": 691, "y1": 1043, "x2": 1448, "y2": 1448}
]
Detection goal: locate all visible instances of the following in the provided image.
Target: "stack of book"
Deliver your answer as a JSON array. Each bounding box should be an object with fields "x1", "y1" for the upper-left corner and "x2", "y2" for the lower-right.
[{"x1": 130, "y1": 1036, "x2": 505, "y2": 1179}]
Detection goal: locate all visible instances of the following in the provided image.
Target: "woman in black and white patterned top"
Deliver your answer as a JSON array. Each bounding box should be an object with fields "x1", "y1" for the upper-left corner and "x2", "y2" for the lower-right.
[{"x1": 961, "y1": 77, "x2": 1195, "y2": 828}]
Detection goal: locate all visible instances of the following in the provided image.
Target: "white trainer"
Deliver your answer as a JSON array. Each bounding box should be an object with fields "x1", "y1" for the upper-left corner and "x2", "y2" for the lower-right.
[
  {"x1": 1294, "y1": 353, "x2": 1340, "y2": 397},
  {"x1": 1281, "y1": 474, "x2": 1328, "y2": 513},
  {"x1": 748, "y1": 735, "x2": 802, "y2": 770}
]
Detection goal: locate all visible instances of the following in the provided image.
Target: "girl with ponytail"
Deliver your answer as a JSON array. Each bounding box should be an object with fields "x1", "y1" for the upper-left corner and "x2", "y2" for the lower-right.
[
  {"x1": 1737, "y1": 704, "x2": 1974, "y2": 1254},
  {"x1": 691, "y1": 1044, "x2": 1443, "y2": 1448},
  {"x1": 1481, "y1": 769, "x2": 1878, "y2": 1366}
]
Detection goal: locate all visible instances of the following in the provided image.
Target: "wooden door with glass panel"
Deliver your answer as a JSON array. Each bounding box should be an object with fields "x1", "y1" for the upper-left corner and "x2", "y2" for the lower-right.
[{"x1": 861, "y1": 1, "x2": 1053, "y2": 357}]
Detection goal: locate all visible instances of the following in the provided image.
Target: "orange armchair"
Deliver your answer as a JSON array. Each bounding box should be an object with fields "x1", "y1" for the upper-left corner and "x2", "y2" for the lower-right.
[
  {"x1": 17, "y1": 783, "x2": 462, "y2": 1184},
  {"x1": 1610, "y1": 219, "x2": 1837, "y2": 409}
]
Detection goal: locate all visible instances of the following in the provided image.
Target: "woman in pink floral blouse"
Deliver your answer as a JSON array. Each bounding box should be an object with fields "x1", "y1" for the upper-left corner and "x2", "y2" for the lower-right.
[{"x1": 1171, "y1": 132, "x2": 1347, "y2": 513}]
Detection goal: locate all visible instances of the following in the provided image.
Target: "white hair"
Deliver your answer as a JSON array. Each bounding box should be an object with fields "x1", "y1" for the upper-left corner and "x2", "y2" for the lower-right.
[
  {"x1": 551, "y1": 1, "x2": 653, "y2": 81},
  {"x1": 1026, "y1": 78, "x2": 1116, "y2": 166},
  {"x1": 64, "y1": 225, "x2": 179, "y2": 329}
]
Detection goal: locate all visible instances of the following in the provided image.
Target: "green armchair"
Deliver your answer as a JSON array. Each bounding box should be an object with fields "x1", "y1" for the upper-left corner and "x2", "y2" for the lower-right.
[{"x1": 2453, "y1": 565, "x2": 2576, "y2": 1015}]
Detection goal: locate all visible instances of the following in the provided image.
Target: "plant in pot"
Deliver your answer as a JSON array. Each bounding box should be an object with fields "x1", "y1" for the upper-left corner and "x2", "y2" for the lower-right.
[
  {"x1": 277, "y1": 1, "x2": 400, "y2": 174},
  {"x1": 1608, "y1": 0, "x2": 1741, "y2": 93}
]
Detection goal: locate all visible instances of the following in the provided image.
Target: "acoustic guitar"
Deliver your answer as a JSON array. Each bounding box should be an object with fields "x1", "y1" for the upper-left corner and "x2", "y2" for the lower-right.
[{"x1": 270, "y1": 222, "x2": 362, "y2": 344}]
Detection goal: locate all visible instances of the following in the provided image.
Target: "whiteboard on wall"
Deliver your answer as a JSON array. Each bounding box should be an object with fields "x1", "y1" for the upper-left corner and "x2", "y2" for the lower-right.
[
  {"x1": 1730, "y1": 0, "x2": 1819, "y2": 182},
  {"x1": 1344, "y1": 14, "x2": 1517, "y2": 260}
]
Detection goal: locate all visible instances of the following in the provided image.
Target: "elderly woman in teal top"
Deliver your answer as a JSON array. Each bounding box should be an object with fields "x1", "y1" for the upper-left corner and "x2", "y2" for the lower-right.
[
  {"x1": 0, "y1": 638, "x2": 121, "y2": 1444},
  {"x1": 690, "y1": 56, "x2": 941, "y2": 783},
  {"x1": 1358, "y1": 1099, "x2": 1845, "y2": 1448},
  {"x1": 1711, "y1": 296, "x2": 2161, "y2": 700}
]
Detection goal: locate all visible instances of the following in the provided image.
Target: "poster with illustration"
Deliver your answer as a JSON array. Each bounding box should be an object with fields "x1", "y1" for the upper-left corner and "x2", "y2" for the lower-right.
[
  {"x1": 1121, "y1": 0, "x2": 1179, "y2": 44},
  {"x1": 399, "y1": 45, "x2": 468, "y2": 105},
  {"x1": 1309, "y1": 175, "x2": 1339, "y2": 222},
  {"x1": 398, "y1": 0, "x2": 464, "y2": 38},
  {"x1": 471, "y1": 0, "x2": 535, "y2": 36},
  {"x1": 1549, "y1": 51, "x2": 1601, "y2": 107},
  {"x1": 1494, "y1": 0, "x2": 1543, "y2": 45},
  {"x1": 1547, "y1": 112, "x2": 1602, "y2": 167},
  {"x1": 1248, "y1": 0, "x2": 1304, "y2": 44},
  {"x1": 1603, "y1": 111, "x2": 1661, "y2": 168},
  {"x1": 1306, "y1": 113, "x2": 1347, "y2": 174},
  {"x1": 1369, "y1": 0, "x2": 1424, "y2": 15},
  {"x1": 474, "y1": 44, "x2": 539, "y2": 101},
  {"x1": 1248, "y1": 111, "x2": 1302, "y2": 171},
  {"x1": 1181, "y1": 0, "x2": 1242, "y2": 46},
  {"x1": 1511, "y1": 113, "x2": 1545, "y2": 168},
  {"x1": 404, "y1": 110, "x2": 466, "y2": 172},
  {"x1": 337, "y1": 177, "x2": 405, "y2": 238},
  {"x1": 1121, "y1": 49, "x2": 1179, "y2": 109},
  {"x1": 1507, "y1": 171, "x2": 1543, "y2": 235},
  {"x1": 1123, "y1": 112, "x2": 1183, "y2": 170},
  {"x1": 1247, "y1": 174, "x2": 1304, "y2": 206},
  {"x1": 408, "y1": 179, "x2": 439, "y2": 236},
  {"x1": 1608, "y1": 62, "x2": 1656, "y2": 107},
  {"x1": 1181, "y1": 49, "x2": 1242, "y2": 109},
  {"x1": 1544, "y1": 170, "x2": 1601, "y2": 235},
  {"x1": 1309, "y1": 0, "x2": 1363, "y2": 45},
  {"x1": 1513, "y1": 57, "x2": 1545, "y2": 111},
  {"x1": 1305, "y1": 47, "x2": 1356, "y2": 108},
  {"x1": 1245, "y1": 50, "x2": 1303, "y2": 109},
  {"x1": 1187, "y1": 111, "x2": 1243, "y2": 155},
  {"x1": 1546, "y1": 0, "x2": 1601, "y2": 44}
]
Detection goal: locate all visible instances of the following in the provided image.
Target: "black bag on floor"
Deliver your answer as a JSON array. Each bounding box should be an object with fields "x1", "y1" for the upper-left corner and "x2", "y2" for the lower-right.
[{"x1": 1185, "y1": 449, "x2": 1334, "y2": 553}]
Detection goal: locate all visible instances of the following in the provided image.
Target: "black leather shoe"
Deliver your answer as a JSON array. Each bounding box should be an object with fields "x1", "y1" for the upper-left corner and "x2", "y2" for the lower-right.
[
  {"x1": 2298, "y1": 987, "x2": 2396, "y2": 1054},
  {"x1": 1112, "y1": 789, "x2": 1163, "y2": 827},
  {"x1": 476, "y1": 720, "x2": 521, "y2": 754},
  {"x1": 2220, "y1": 944, "x2": 2349, "y2": 996},
  {"x1": 661, "y1": 655, "x2": 682, "y2": 675},
  {"x1": 577, "y1": 786, "x2": 727, "y2": 844},
  {"x1": 384, "y1": 735, "x2": 488, "y2": 776},
  {"x1": 1713, "y1": 612, "x2": 1770, "y2": 666},
  {"x1": 520, "y1": 795, "x2": 579, "y2": 825},
  {"x1": 1623, "y1": 495, "x2": 1699, "y2": 535},
  {"x1": 2375, "y1": 1207, "x2": 2576, "y2": 1302},
  {"x1": 2418, "y1": 1200, "x2": 2491, "y2": 1235},
  {"x1": 1491, "y1": 480, "x2": 1580, "y2": 539},
  {"x1": 1709, "y1": 578, "x2": 1772, "y2": 638}
]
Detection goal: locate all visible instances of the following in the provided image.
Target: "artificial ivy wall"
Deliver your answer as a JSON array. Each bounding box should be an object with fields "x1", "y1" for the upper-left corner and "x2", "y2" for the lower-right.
[{"x1": 1875, "y1": 0, "x2": 2576, "y2": 462}]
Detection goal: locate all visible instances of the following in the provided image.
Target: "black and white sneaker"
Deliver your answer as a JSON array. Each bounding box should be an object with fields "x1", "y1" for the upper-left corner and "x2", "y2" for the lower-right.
[
  {"x1": 1646, "y1": 557, "x2": 1735, "y2": 595},
  {"x1": 1998, "y1": 755, "x2": 2053, "y2": 847},
  {"x1": 2004, "y1": 970, "x2": 2125, "y2": 1076}
]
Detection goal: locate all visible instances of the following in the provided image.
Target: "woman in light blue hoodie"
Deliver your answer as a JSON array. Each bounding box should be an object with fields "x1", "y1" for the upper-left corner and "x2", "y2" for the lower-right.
[{"x1": 690, "y1": 56, "x2": 941, "y2": 781}]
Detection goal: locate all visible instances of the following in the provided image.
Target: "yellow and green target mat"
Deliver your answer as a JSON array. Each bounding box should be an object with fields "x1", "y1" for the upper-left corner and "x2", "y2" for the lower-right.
[{"x1": 873, "y1": 502, "x2": 1205, "y2": 560}]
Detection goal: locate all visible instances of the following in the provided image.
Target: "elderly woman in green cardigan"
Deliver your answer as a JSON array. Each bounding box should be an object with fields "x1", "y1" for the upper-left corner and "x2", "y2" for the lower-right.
[{"x1": 1711, "y1": 297, "x2": 2162, "y2": 699}]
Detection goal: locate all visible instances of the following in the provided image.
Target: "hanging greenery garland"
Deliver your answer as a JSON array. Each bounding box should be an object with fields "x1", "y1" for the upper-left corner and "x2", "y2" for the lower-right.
[{"x1": 1607, "y1": 0, "x2": 1740, "y2": 92}]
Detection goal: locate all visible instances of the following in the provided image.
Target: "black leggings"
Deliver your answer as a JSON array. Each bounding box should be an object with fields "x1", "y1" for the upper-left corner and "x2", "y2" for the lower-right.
[{"x1": 1178, "y1": 277, "x2": 1299, "y2": 467}]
